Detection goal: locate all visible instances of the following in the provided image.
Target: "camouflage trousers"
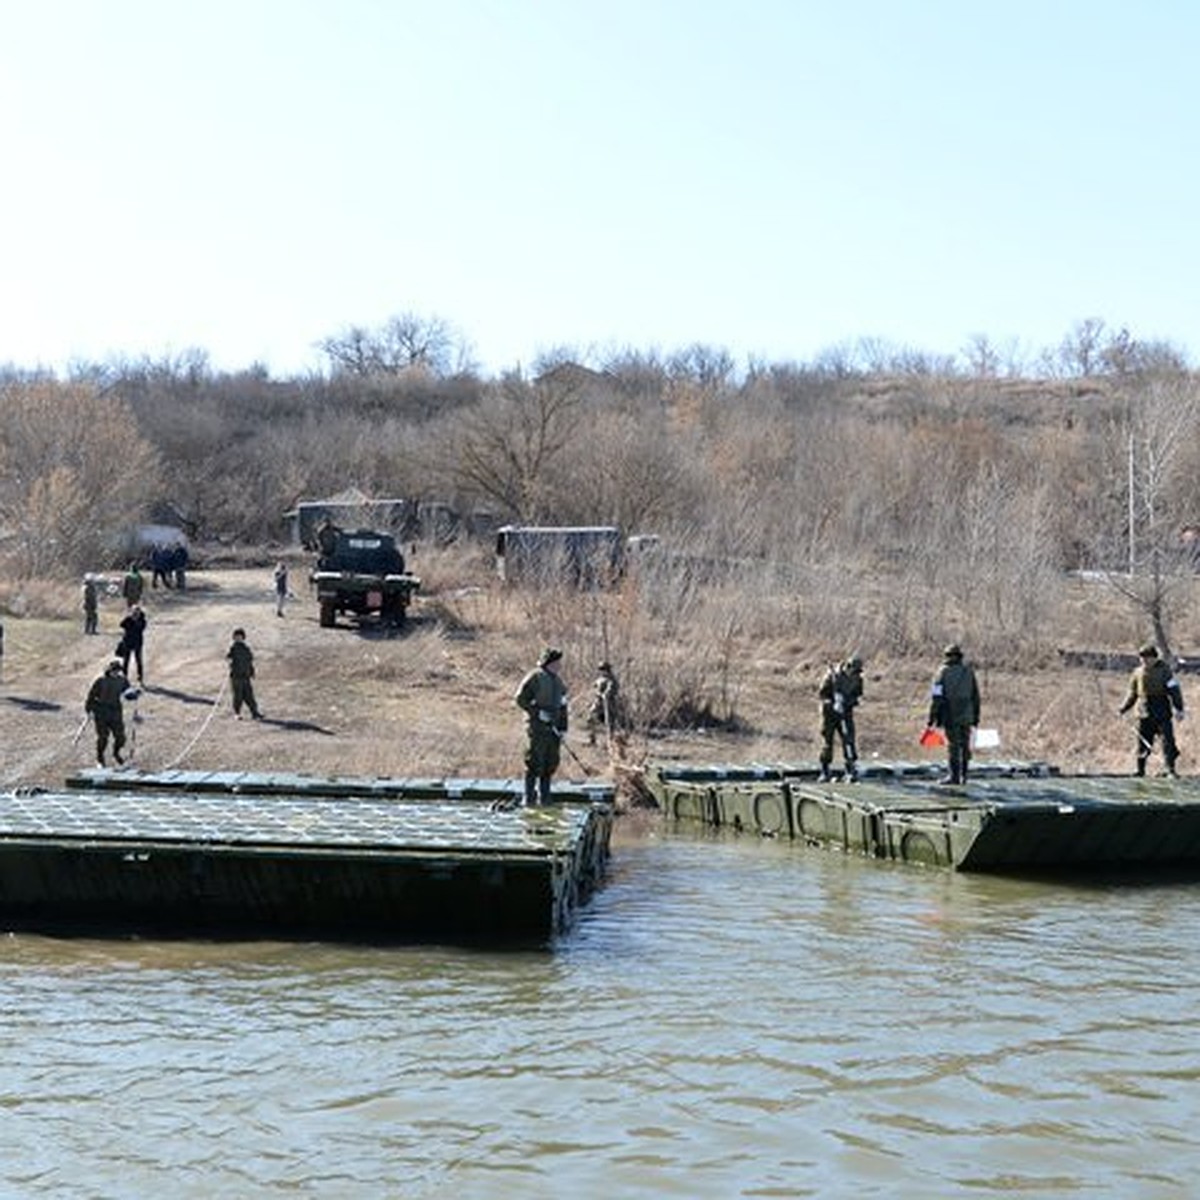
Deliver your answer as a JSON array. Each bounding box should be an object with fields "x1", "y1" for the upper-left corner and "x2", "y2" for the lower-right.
[
  {"x1": 524, "y1": 723, "x2": 561, "y2": 805},
  {"x1": 819, "y1": 709, "x2": 857, "y2": 769},
  {"x1": 1135, "y1": 715, "x2": 1178, "y2": 774},
  {"x1": 945, "y1": 723, "x2": 972, "y2": 783},
  {"x1": 93, "y1": 710, "x2": 126, "y2": 763}
]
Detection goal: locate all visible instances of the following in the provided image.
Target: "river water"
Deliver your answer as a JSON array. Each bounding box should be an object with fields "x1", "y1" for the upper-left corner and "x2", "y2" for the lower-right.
[{"x1": 2, "y1": 819, "x2": 1199, "y2": 1199}]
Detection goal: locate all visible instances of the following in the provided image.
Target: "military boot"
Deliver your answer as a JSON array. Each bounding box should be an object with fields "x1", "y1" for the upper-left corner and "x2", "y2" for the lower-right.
[{"x1": 523, "y1": 772, "x2": 538, "y2": 807}]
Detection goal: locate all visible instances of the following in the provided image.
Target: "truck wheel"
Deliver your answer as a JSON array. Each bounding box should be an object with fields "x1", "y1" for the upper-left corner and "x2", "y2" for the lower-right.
[{"x1": 319, "y1": 600, "x2": 335, "y2": 627}]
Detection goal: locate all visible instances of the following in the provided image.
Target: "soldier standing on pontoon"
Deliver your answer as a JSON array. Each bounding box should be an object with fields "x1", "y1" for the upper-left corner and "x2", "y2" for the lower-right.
[{"x1": 515, "y1": 647, "x2": 569, "y2": 807}]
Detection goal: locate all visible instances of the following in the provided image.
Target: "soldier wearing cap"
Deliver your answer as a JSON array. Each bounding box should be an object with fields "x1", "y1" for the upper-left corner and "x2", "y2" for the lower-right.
[
  {"x1": 927, "y1": 643, "x2": 981, "y2": 785},
  {"x1": 85, "y1": 659, "x2": 133, "y2": 768},
  {"x1": 1119, "y1": 643, "x2": 1185, "y2": 777},
  {"x1": 818, "y1": 655, "x2": 864, "y2": 781},
  {"x1": 514, "y1": 647, "x2": 569, "y2": 806}
]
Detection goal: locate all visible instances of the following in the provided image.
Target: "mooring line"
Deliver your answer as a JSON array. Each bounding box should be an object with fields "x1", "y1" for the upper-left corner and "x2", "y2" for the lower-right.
[{"x1": 160, "y1": 676, "x2": 229, "y2": 770}]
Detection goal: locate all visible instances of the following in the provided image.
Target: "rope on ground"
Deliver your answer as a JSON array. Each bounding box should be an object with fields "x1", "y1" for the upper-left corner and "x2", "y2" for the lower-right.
[{"x1": 160, "y1": 676, "x2": 229, "y2": 770}]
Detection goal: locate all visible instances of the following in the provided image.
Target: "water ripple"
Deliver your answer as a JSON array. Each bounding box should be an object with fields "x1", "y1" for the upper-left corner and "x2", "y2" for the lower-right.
[{"x1": 3, "y1": 830, "x2": 1200, "y2": 1196}]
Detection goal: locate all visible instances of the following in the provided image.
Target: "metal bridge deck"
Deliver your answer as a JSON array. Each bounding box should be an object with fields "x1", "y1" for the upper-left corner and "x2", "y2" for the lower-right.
[{"x1": 0, "y1": 788, "x2": 592, "y2": 857}]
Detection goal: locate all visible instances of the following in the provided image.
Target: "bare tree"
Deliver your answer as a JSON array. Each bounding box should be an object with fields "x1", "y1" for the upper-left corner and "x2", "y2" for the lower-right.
[
  {"x1": 1057, "y1": 317, "x2": 1108, "y2": 377},
  {"x1": 317, "y1": 311, "x2": 473, "y2": 379},
  {"x1": 0, "y1": 382, "x2": 161, "y2": 575},
  {"x1": 962, "y1": 333, "x2": 1000, "y2": 378},
  {"x1": 1102, "y1": 375, "x2": 1200, "y2": 658},
  {"x1": 445, "y1": 370, "x2": 583, "y2": 521},
  {"x1": 667, "y1": 343, "x2": 736, "y2": 390},
  {"x1": 552, "y1": 410, "x2": 694, "y2": 532}
]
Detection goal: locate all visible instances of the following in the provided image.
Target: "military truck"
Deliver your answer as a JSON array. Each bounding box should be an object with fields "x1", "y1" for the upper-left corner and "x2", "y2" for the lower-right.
[{"x1": 310, "y1": 527, "x2": 420, "y2": 628}]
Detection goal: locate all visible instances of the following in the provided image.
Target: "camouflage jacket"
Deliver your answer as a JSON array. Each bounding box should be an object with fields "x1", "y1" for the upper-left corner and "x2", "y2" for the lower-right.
[
  {"x1": 1120, "y1": 659, "x2": 1184, "y2": 720},
  {"x1": 515, "y1": 667, "x2": 568, "y2": 733},
  {"x1": 819, "y1": 664, "x2": 863, "y2": 714},
  {"x1": 929, "y1": 660, "x2": 980, "y2": 728}
]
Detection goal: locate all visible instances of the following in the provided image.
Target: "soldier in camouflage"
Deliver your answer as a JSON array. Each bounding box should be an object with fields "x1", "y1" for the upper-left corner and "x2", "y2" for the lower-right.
[
  {"x1": 227, "y1": 627, "x2": 262, "y2": 720},
  {"x1": 818, "y1": 655, "x2": 864, "y2": 781},
  {"x1": 1119, "y1": 643, "x2": 1185, "y2": 777},
  {"x1": 85, "y1": 659, "x2": 133, "y2": 768},
  {"x1": 586, "y1": 660, "x2": 625, "y2": 746},
  {"x1": 514, "y1": 647, "x2": 569, "y2": 806}
]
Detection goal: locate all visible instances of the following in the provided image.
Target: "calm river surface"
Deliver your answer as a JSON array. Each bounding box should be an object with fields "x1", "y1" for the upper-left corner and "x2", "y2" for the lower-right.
[{"x1": 3, "y1": 820, "x2": 1199, "y2": 1198}]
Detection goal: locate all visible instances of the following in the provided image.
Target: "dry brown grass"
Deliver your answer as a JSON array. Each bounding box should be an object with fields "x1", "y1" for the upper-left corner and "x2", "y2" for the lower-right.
[{"x1": 2, "y1": 553, "x2": 1198, "y2": 802}]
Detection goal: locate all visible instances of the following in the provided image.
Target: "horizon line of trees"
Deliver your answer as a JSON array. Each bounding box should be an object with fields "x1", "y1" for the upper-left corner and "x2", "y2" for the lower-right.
[
  {"x1": 0, "y1": 312, "x2": 1191, "y2": 390},
  {"x1": 2, "y1": 311, "x2": 1199, "y2": 667}
]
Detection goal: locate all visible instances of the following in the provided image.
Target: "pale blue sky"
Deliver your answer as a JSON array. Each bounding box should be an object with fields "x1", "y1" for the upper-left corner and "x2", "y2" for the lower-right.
[{"x1": 3, "y1": 1, "x2": 1197, "y2": 377}]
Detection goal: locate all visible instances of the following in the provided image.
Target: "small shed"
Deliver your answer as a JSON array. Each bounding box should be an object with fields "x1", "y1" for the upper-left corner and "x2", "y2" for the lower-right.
[{"x1": 495, "y1": 525, "x2": 624, "y2": 586}]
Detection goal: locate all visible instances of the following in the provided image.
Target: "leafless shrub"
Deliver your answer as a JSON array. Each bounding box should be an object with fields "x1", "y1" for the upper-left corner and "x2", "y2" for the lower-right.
[{"x1": 0, "y1": 381, "x2": 161, "y2": 577}]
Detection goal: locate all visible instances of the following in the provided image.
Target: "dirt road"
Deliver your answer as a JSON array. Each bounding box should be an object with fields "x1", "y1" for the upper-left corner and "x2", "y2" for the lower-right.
[
  {"x1": 2, "y1": 565, "x2": 1138, "y2": 793},
  {"x1": 0, "y1": 567, "x2": 535, "y2": 790}
]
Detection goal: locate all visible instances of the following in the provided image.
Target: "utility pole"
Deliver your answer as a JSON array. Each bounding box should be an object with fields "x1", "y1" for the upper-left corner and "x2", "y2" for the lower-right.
[{"x1": 1128, "y1": 430, "x2": 1135, "y2": 576}]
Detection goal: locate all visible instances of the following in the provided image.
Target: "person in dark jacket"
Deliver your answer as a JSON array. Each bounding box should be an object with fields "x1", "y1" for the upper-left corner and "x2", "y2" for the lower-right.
[
  {"x1": 514, "y1": 647, "x2": 569, "y2": 806},
  {"x1": 169, "y1": 542, "x2": 188, "y2": 590},
  {"x1": 927, "y1": 643, "x2": 981, "y2": 785},
  {"x1": 150, "y1": 544, "x2": 171, "y2": 589},
  {"x1": 818, "y1": 655, "x2": 864, "y2": 781},
  {"x1": 1119, "y1": 643, "x2": 1185, "y2": 777},
  {"x1": 82, "y1": 575, "x2": 99, "y2": 635},
  {"x1": 85, "y1": 660, "x2": 132, "y2": 767},
  {"x1": 227, "y1": 628, "x2": 261, "y2": 720},
  {"x1": 118, "y1": 603, "x2": 147, "y2": 684}
]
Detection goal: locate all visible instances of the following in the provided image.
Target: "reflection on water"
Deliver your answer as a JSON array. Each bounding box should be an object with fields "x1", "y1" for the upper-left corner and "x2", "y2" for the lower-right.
[{"x1": 3, "y1": 822, "x2": 1200, "y2": 1197}]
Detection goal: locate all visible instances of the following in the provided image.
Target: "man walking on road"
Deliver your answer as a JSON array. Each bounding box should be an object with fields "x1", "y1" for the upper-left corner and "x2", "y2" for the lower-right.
[
  {"x1": 85, "y1": 660, "x2": 133, "y2": 767},
  {"x1": 83, "y1": 575, "x2": 99, "y2": 635},
  {"x1": 227, "y1": 628, "x2": 262, "y2": 720},
  {"x1": 273, "y1": 562, "x2": 289, "y2": 617},
  {"x1": 119, "y1": 603, "x2": 147, "y2": 685}
]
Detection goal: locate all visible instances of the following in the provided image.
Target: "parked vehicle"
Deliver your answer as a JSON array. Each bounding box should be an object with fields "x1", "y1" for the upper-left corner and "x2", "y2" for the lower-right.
[{"x1": 310, "y1": 528, "x2": 420, "y2": 627}]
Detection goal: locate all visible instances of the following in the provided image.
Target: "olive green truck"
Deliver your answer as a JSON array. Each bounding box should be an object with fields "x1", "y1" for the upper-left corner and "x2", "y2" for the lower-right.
[{"x1": 311, "y1": 528, "x2": 420, "y2": 627}]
